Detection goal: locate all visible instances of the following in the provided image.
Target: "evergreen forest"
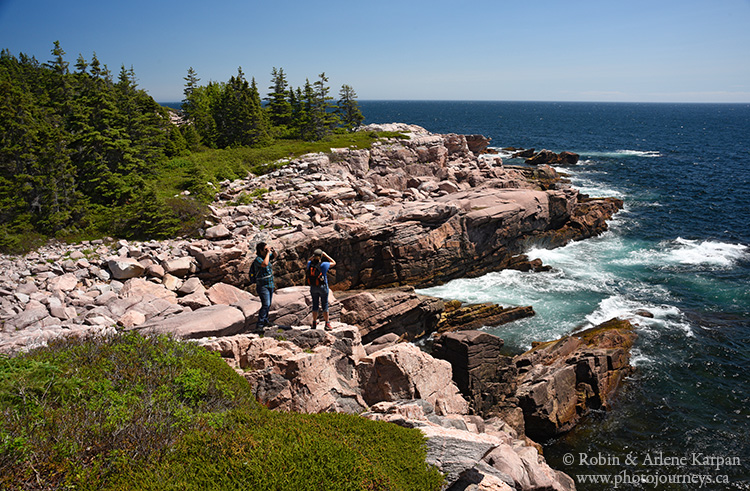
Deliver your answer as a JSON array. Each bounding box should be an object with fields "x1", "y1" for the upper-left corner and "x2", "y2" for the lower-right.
[{"x1": 0, "y1": 42, "x2": 367, "y2": 254}]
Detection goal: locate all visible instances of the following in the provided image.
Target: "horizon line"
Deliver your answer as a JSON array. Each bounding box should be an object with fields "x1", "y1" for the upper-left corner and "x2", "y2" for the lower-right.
[{"x1": 157, "y1": 99, "x2": 750, "y2": 105}]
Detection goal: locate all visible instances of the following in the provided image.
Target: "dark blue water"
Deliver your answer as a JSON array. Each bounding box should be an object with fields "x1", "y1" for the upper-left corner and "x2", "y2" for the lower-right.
[{"x1": 361, "y1": 101, "x2": 750, "y2": 489}]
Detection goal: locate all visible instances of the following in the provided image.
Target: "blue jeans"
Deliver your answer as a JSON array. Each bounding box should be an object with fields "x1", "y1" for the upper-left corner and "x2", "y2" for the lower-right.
[
  {"x1": 257, "y1": 285, "x2": 273, "y2": 328},
  {"x1": 311, "y1": 285, "x2": 329, "y2": 312}
]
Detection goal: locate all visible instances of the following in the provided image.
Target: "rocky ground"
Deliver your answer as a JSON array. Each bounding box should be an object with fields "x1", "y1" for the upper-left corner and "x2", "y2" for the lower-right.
[{"x1": 0, "y1": 124, "x2": 636, "y2": 490}]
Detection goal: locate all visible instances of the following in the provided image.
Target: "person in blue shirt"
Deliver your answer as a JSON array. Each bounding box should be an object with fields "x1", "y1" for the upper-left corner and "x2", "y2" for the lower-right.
[
  {"x1": 253, "y1": 241, "x2": 277, "y2": 330},
  {"x1": 307, "y1": 248, "x2": 335, "y2": 330}
]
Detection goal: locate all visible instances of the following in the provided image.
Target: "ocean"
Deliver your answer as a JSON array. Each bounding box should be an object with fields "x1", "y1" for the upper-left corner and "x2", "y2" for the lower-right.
[{"x1": 359, "y1": 101, "x2": 750, "y2": 489}]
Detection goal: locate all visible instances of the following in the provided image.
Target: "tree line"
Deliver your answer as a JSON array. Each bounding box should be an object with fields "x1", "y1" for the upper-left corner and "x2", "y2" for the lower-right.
[
  {"x1": 0, "y1": 42, "x2": 365, "y2": 253},
  {"x1": 181, "y1": 66, "x2": 364, "y2": 148}
]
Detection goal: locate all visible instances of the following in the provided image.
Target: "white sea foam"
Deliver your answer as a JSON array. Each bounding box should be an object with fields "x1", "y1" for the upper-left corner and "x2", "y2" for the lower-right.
[
  {"x1": 615, "y1": 149, "x2": 662, "y2": 158},
  {"x1": 581, "y1": 149, "x2": 662, "y2": 158},
  {"x1": 630, "y1": 349, "x2": 653, "y2": 367},
  {"x1": 551, "y1": 166, "x2": 625, "y2": 198},
  {"x1": 584, "y1": 295, "x2": 694, "y2": 337},
  {"x1": 618, "y1": 238, "x2": 749, "y2": 269},
  {"x1": 668, "y1": 238, "x2": 748, "y2": 267},
  {"x1": 419, "y1": 220, "x2": 738, "y2": 351}
]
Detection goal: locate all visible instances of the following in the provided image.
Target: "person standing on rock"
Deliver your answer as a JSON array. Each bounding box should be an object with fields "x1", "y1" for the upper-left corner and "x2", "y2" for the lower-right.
[
  {"x1": 253, "y1": 242, "x2": 277, "y2": 330},
  {"x1": 306, "y1": 249, "x2": 335, "y2": 330}
]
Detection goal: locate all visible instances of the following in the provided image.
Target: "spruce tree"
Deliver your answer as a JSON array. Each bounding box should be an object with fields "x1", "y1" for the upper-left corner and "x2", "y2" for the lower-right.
[
  {"x1": 44, "y1": 40, "x2": 68, "y2": 75},
  {"x1": 299, "y1": 79, "x2": 316, "y2": 140},
  {"x1": 181, "y1": 67, "x2": 200, "y2": 121},
  {"x1": 289, "y1": 86, "x2": 306, "y2": 138},
  {"x1": 298, "y1": 73, "x2": 339, "y2": 141},
  {"x1": 336, "y1": 84, "x2": 364, "y2": 131},
  {"x1": 214, "y1": 68, "x2": 270, "y2": 148},
  {"x1": 181, "y1": 68, "x2": 218, "y2": 148},
  {"x1": 266, "y1": 67, "x2": 292, "y2": 129},
  {"x1": 312, "y1": 72, "x2": 339, "y2": 139},
  {"x1": 74, "y1": 54, "x2": 88, "y2": 74}
]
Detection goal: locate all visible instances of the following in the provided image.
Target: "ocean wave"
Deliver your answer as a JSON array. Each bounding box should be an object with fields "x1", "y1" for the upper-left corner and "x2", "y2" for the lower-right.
[
  {"x1": 668, "y1": 238, "x2": 748, "y2": 266},
  {"x1": 581, "y1": 149, "x2": 662, "y2": 158},
  {"x1": 583, "y1": 295, "x2": 694, "y2": 337},
  {"x1": 552, "y1": 166, "x2": 625, "y2": 198},
  {"x1": 616, "y1": 238, "x2": 748, "y2": 269},
  {"x1": 630, "y1": 349, "x2": 653, "y2": 367},
  {"x1": 417, "y1": 267, "x2": 602, "y2": 306},
  {"x1": 616, "y1": 149, "x2": 662, "y2": 158}
]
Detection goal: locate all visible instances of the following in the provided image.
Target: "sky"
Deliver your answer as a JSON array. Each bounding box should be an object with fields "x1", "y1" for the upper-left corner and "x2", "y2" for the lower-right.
[{"x1": 1, "y1": 0, "x2": 749, "y2": 103}]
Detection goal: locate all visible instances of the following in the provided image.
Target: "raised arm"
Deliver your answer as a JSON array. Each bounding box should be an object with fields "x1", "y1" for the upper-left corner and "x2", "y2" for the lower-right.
[{"x1": 322, "y1": 251, "x2": 336, "y2": 267}]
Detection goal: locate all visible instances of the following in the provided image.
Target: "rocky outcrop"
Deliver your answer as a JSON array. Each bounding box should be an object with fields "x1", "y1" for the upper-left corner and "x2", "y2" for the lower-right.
[
  {"x1": 337, "y1": 286, "x2": 444, "y2": 343},
  {"x1": 0, "y1": 123, "x2": 629, "y2": 490},
  {"x1": 525, "y1": 149, "x2": 580, "y2": 166},
  {"x1": 431, "y1": 320, "x2": 638, "y2": 442},
  {"x1": 514, "y1": 318, "x2": 637, "y2": 440},
  {"x1": 197, "y1": 323, "x2": 573, "y2": 491},
  {"x1": 195, "y1": 324, "x2": 469, "y2": 416},
  {"x1": 174, "y1": 123, "x2": 618, "y2": 291},
  {"x1": 432, "y1": 330, "x2": 525, "y2": 435},
  {"x1": 437, "y1": 300, "x2": 536, "y2": 334},
  {"x1": 266, "y1": 185, "x2": 620, "y2": 291},
  {"x1": 364, "y1": 400, "x2": 574, "y2": 491}
]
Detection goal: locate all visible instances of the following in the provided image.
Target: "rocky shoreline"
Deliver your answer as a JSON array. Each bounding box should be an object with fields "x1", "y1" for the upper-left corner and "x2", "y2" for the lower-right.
[{"x1": 0, "y1": 124, "x2": 634, "y2": 490}]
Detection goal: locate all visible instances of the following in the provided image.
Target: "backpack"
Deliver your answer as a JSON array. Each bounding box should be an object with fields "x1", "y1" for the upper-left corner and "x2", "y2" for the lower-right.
[{"x1": 305, "y1": 262, "x2": 325, "y2": 287}]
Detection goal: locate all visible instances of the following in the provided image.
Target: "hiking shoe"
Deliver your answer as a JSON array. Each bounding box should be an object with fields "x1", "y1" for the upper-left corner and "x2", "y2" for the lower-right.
[{"x1": 325, "y1": 322, "x2": 332, "y2": 331}]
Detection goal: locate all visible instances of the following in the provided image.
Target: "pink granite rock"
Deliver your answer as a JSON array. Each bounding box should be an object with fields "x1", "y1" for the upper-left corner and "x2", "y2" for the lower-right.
[
  {"x1": 107, "y1": 257, "x2": 145, "y2": 280},
  {"x1": 359, "y1": 343, "x2": 469, "y2": 415},
  {"x1": 132, "y1": 304, "x2": 245, "y2": 339}
]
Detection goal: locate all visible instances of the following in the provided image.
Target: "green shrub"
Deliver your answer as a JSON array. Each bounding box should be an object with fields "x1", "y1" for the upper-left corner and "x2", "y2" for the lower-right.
[
  {"x1": 231, "y1": 187, "x2": 269, "y2": 206},
  {"x1": 0, "y1": 332, "x2": 443, "y2": 491}
]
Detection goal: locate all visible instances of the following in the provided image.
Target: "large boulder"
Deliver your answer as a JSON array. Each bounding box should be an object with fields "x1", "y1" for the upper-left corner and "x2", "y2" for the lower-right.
[
  {"x1": 514, "y1": 318, "x2": 637, "y2": 440},
  {"x1": 269, "y1": 286, "x2": 341, "y2": 328},
  {"x1": 465, "y1": 134, "x2": 492, "y2": 155},
  {"x1": 46, "y1": 273, "x2": 79, "y2": 292},
  {"x1": 358, "y1": 343, "x2": 469, "y2": 416},
  {"x1": 525, "y1": 149, "x2": 579, "y2": 166},
  {"x1": 119, "y1": 277, "x2": 178, "y2": 304},
  {"x1": 206, "y1": 282, "x2": 256, "y2": 306},
  {"x1": 107, "y1": 257, "x2": 145, "y2": 280},
  {"x1": 420, "y1": 425, "x2": 502, "y2": 486},
  {"x1": 162, "y1": 256, "x2": 195, "y2": 277},
  {"x1": 131, "y1": 304, "x2": 245, "y2": 339},
  {"x1": 485, "y1": 444, "x2": 575, "y2": 491},
  {"x1": 338, "y1": 287, "x2": 444, "y2": 343}
]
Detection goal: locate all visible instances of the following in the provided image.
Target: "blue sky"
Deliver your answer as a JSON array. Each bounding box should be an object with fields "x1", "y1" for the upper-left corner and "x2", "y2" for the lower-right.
[{"x1": 1, "y1": 0, "x2": 749, "y2": 102}]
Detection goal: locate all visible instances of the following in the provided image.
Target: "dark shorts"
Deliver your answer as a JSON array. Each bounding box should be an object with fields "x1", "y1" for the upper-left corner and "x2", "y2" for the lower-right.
[{"x1": 311, "y1": 285, "x2": 329, "y2": 312}]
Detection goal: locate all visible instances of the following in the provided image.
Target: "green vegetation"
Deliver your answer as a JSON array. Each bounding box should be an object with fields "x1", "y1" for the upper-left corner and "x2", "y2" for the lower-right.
[
  {"x1": 0, "y1": 42, "x2": 377, "y2": 254},
  {"x1": 0, "y1": 332, "x2": 444, "y2": 490},
  {"x1": 153, "y1": 130, "x2": 397, "y2": 204}
]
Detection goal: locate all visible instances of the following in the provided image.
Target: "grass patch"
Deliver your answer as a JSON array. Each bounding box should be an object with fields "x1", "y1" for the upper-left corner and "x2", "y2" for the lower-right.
[
  {"x1": 0, "y1": 332, "x2": 442, "y2": 490},
  {"x1": 231, "y1": 187, "x2": 269, "y2": 206}
]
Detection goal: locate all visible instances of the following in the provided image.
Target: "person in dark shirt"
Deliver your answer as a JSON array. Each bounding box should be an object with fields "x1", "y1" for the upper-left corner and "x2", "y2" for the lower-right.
[{"x1": 253, "y1": 241, "x2": 277, "y2": 330}]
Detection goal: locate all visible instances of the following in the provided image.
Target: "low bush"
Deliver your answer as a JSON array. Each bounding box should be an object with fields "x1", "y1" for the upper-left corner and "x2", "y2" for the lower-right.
[{"x1": 0, "y1": 332, "x2": 443, "y2": 490}]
